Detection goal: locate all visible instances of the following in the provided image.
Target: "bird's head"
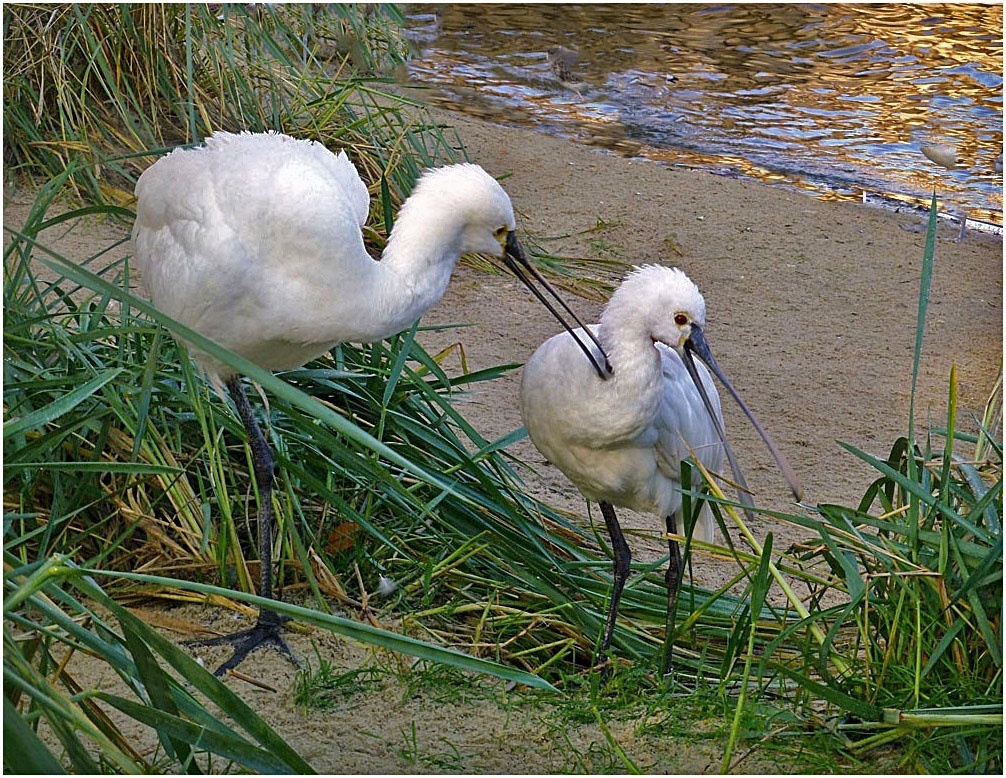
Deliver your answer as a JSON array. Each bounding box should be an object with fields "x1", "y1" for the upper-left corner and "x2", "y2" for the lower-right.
[
  {"x1": 607, "y1": 265, "x2": 707, "y2": 355},
  {"x1": 608, "y1": 264, "x2": 802, "y2": 502},
  {"x1": 412, "y1": 163, "x2": 612, "y2": 378},
  {"x1": 407, "y1": 164, "x2": 518, "y2": 258},
  {"x1": 457, "y1": 170, "x2": 518, "y2": 258}
]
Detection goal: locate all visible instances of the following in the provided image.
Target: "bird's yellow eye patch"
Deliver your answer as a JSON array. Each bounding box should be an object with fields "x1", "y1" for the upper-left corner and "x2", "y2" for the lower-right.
[{"x1": 674, "y1": 313, "x2": 688, "y2": 327}]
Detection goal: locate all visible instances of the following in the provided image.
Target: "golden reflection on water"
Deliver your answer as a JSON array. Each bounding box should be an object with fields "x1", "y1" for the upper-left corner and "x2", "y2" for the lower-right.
[{"x1": 405, "y1": 3, "x2": 1003, "y2": 226}]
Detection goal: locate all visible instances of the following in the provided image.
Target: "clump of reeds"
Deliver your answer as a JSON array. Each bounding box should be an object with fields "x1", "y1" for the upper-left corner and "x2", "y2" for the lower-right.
[{"x1": 713, "y1": 197, "x2": 1003, "y2": 773}]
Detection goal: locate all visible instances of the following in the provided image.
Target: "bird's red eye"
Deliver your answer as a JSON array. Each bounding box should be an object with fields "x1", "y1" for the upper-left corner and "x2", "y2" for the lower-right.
[{"x1": 674, "y1": 313, "x2": 688, "y2": 327}]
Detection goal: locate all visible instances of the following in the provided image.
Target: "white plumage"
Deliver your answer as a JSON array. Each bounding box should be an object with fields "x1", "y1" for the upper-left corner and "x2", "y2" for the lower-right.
[
  {"x1": 522, "y1": 266, "x2": 723, "y2": 542},
  {"x1": 132, "y1": 130, "x2": 599, "y2": 673},
  {"x1": 134, "y1": 130, "x2": 533, "y2": 390},
  {"x1": 521, "y1": 264, "x2": 799, "y2": 672}
]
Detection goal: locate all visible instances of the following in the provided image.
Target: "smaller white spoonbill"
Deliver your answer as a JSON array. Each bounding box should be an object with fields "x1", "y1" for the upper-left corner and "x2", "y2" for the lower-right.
[{"x1": 520, "y1": 264, "x2": 801, "y2": 673}]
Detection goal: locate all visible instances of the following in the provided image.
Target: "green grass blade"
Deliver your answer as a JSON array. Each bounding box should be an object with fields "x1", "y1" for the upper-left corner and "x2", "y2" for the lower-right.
[
  {"x1": 94, "y1": 694, "x2": 304, "y2": 774},
  {"x1": 69, "y1": 572, "x2": 317, "y2": 773},
  {"x1": 80, "y1": 566, "x2": 558, "y2": 692},
  {"x1": 837, "y1": 441, "x2": 975, "y2": 530},
  {"x1": 723, "y1": 532, "x2": 774, "y2": 772},
  {"x1": 3, "y1": 368, "x2": 122, "y2": 439},
  {"x1": 6, "y1": 462, "x2": 182, "y2": 474},
  {"x1": 118, "y1": 611, "x2": 194, "y2": 769},
  {"x1": 2, "y1": 695, "x2": 68, "y2": 774}
]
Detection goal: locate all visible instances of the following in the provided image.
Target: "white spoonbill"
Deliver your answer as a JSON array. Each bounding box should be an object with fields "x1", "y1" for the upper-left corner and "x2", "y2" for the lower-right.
[
  {"x1": 132, "y1": 129, "x2": 605, "y2": 675},
  {"x1": 520, "y1": 264, "x2": 801, "y2": 673}
]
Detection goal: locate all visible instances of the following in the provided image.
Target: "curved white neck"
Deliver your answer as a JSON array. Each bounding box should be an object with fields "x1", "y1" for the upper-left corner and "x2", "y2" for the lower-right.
[
  {"x1": 594, "y1": 316, "x2": 667, "y2": 437},
  {"x1": 339, "y1": 209, "x2": 463, "y2": 343}
]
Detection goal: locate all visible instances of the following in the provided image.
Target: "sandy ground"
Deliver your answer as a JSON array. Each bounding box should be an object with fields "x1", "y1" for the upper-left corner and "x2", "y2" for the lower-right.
[
  {"x1": 6, "y1": 108, "x2": 1001, "y2": 773},
  {"x1": 419, "y1": 108, "x2": 1002, "y2": 556}
]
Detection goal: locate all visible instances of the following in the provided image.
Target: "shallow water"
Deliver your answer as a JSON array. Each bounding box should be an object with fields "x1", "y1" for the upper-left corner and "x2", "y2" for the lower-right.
[{"x1": 403, "y1": 3, "x2": 1003, "y2": 230}]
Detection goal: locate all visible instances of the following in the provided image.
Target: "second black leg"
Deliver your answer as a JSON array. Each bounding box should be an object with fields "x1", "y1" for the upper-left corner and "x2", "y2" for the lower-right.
[{"x1": 662, "y1": 512, "x2": 684, "y2": 675}]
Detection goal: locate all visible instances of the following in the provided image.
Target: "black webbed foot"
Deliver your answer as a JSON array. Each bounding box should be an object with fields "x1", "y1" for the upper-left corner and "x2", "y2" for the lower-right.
[{"x1": 184, "y1": 610, "x2": 298, "y2": 676}]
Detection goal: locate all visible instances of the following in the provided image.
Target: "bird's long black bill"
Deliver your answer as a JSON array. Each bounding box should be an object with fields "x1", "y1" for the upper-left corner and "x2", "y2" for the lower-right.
[
  {"x1": 682, "y1": 324, "x2": 802, "y2": 503},
  {"x1": 504, "y1": 231, "x2": 611, "y2": 380}
]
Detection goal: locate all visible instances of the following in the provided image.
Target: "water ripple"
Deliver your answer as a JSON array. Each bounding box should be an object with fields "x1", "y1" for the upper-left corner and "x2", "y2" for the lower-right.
[{"x1": 403, "y1": 3, "x2": 1003, "y2": 229}]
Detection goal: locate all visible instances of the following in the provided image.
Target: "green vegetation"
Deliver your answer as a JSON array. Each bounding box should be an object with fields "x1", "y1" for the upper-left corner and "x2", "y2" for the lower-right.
[{"x1": 4, "y1": 4, "x2": 1001, "y2": 774}]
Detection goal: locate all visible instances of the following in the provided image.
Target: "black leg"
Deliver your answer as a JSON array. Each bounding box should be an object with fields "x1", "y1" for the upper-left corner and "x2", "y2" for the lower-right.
[
  {"x1": 184, "y1": 377, "x2": 298, "y2": 676},
  {"x1": 598, "y1": 501, "x2": 631, "y2": 659},
  {"x1": 227, "y1": 376, "x2": 278, "y2": 603},
  {"x1": 662, "y1": 512, "x2": 684, "y2": 675}
]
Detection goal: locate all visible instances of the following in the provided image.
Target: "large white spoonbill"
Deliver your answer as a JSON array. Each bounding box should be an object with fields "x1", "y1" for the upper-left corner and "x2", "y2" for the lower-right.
[
  {"x1": 520, "y1": 264, "x2": 801, "y2": 673},
  {"x1": 132, "y1": 130, "x2": 605, "y2": 675}
]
